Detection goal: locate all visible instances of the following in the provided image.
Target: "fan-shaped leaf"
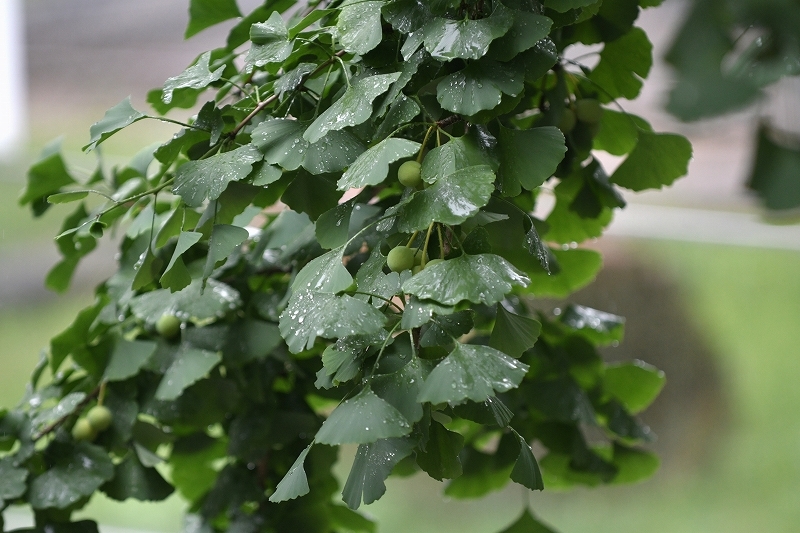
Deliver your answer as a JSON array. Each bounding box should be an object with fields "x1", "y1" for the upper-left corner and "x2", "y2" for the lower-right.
[
  {"x1": 84, "y1": 97, "x2": 146, "y2": 151},
  {"x1": 511, "y1": 433, "x2": 544, "y2": 490},
  {"x1": 174, "y1": 144, "x2": 263, "y2": 207},
  {"x1": 269, "y1": 445, "x2": 311, "y2": 502},
  {"x1": 342, "y1": 437, "x2": 415, "y2": 509},
  {"x1": 315, "y1": 388, "x2": 411, "y2": 445},
  {"x1": 292, "y1": 245, "x2": 353, "y2": 294},
  {"x1": 490, "y1": 305, "x2": 541, "y2": 358},
  {"x1": 337, "y1": 0, "x2": 384, "y2": 55},
  {"x1": 338, "y1": 138, "x2": 420, "y2": 190}
]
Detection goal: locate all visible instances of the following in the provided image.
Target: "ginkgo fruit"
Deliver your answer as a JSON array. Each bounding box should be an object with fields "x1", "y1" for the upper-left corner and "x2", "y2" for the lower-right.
[
  {"x1": 72, "y1": 418, "x2": 96, "y2": 441},
  {"x1": 575, "y1": 98, "x2": 603, "y2": 124},
  {"x1": 86, "y1": 405, "x2": 113, "y2": 432},
  {"x1": 387, "y1": 246, "x2": 416, "y2": 272},
  {"x1": 397, "y1": 160, "x2": 422, "y2": 188},
  {"x1": 156, "y1": 313, "x2": 181, "y2": 339},
  {"x1": 558, "y1": 108, "x2": 577, "y2": 133}
]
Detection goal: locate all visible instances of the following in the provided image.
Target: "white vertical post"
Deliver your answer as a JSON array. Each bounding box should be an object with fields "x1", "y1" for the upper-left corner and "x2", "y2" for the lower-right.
[{"x1": 0, "y1": 0, "x2": 27, "y2": 161}]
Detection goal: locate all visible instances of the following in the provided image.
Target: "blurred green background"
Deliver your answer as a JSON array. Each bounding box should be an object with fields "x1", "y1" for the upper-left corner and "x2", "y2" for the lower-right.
[{"x1": 3, "y1": 1, "x2": 800, "y2": 532}]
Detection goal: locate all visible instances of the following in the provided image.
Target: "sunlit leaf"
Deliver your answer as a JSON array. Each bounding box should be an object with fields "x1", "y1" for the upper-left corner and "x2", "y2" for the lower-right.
[
  {"x1": 417, "y1": 344, "x2": 529, "y2": 405},
  {"x1": 315, "y1": 388, "x2": 411, "y2": 445},
  {"x1": 403, "y1": 254, "x2": 529, "y2": 306}
]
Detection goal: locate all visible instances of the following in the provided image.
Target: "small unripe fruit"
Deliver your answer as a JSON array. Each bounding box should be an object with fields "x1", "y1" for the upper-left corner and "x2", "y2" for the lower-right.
[
  {"x1": 86, "y1": 405, "x2": 113, "y2": 432},
  {"x1": 72, "y1": 418, "x2": 96, "y2": 441},
  {"x1": 424, "y1": 258, "x2": 445, "y2": 269},
  {"x1": 558, "y1": 108, "x2": 577, "y2": 133},
  {"x1": 397, "y1": 160, "x2": 422, "y2": 188},
  {"x1": 386, "y1": 246, "x2": 416, "y2": 272},
  {"x1": 155, "y1": 313, "x2": 181, "y2": 339},
  {"x1": 574, "y1": 98, "x2": 603, "y2": 124}
]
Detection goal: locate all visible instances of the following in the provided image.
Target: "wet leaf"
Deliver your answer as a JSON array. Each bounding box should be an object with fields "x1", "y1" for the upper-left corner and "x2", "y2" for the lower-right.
[
  {"x1": 408, "y1": 10, "x2": 514, "y2": 61},
  {"x1": 162, "y1": 51, "x2": 225, "y2": 104},
  {"x1": 372, "y1": 356, "x2": 428, "y2": 423},
  {"x1": 202, "y1": 224, "x2": 249, "y2": 279},
  {"x1": 526, "y1": 248, "x2": 602, "y2": 298},
  {"x1": 252, "y1": 118, "x2": 309, "y2": 171},
  {"x1": 174, "y1": 144, "x2": 263, "y2": 207},
  {"x1": 490, "y1": 305, "x2": 541, "y2": 358},
  {"x1": 160, "y1": 231, "x2": 203, "y2": 292},
  {"x1": 342, "y1": 437, "x2": 415, "y2": 509},
  {"x1": 154, "y1": 345, "x2": 222, "y2": 401},
  {"x1": 511, "y1": 433, "x2": 544, "y2": 490},
  {"x1": 316, "y1": 202, "x2": 354, "y2": 249},
  {"x1": 415, "y1": 420, "x2": 463, "y2": 480},
  {"x1": 400, "y1": 297, "x2": 454, "y2": 330},
  {"x1": 488, "y1": 9, "x2": 552, "y2": 62},
  {"x1": 245, "y1": 12, "x2": 293, "y2": 70},
  {"x1": 315, "y1": 388, "x2": 411, "y2": 445},
  {"x1": 279, "y1": 291, "x2": 386, "y2": 353},
  {"x1": 102, "y1": 454, "x2": 174, "y2": 502},
  {"x1": 84, "y1": 97, "x2": 146, "y2": 151},
  {"x1": 396, "y1": 165, "x2": 496, "y2": 232},
  {"x1": 104, "y1": 339, "x2": 158, "y2": 382},
  {"x1": 29, "y1": 442, "x2": 114, "y2": 509},
  {"x1": 560, "y1": 304, "x2": 624, "y2": 346},
  {"x1": 338, "y1": 138, "x2": 420, "y2": 190},
  {"x1": 303, "y1": 129, "x2": 366, "y2": 175},
  {"x1": 129, "y1": 279, "x2": 242, "y2": 325},
  {"x1": 269, "y1": 444, "x2": 312, "y2": 502},
  {"x1": 417, "y1": 344, "x2": 529, "y2": 405},
  {"x1": 304, "y1": 73, "x2": 402, "y2": 143},
  {"x1": 437, "y1": 60, "x2": 524, "y2": 116},
  {"x1": 402, "y1": 254, "x2": 529, "y2": 306},
  {"x1": 292, "y1": 245, "x2": 353, "y2": 294},
  {"x1": 354, "y1": 248, "x2": 402, "y2": 307},
  {"x1": 497, "y1": 126, "x2": 566, "y2": 193},
  {"x1": 186, "y1": 0, "x2": 241, "y2": 38},
  {"x1": 0, "y1": 457, "x2": 28, "y2": 505},
  {"x1": 337, "y1": 0, "x2": 384, "y2": 55}
]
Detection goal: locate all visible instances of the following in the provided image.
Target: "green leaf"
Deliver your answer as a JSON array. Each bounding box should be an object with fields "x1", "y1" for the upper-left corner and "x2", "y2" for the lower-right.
[
  {"x1": 611, "y1": 444, "x2": 660, "y2": 484},
  {"x1": 292, "y1": 245, "x2": 353, "y2": 294},
  {"x1": 604, "y1": 361, "x2": 666, "y2": 414},
  {"x1": 304, "y1": 73, "x2": 402, "y2": 143},
  {"x1": 47, "y1": 191, "x2": 89, "y2": 204},
  {"x1": 421, "y1": 133, "x2": 499, "y2": 183},
  {"x1": 410, "y1": 11, "x2": 514, "y2": 61},
  {"x1": 155, "y1": 345, "x2": 221, "y2": 401},
  {"x1": 372, "y1": 356, "x2": 428, "y2": 423},
  {"x1": 498, "y1": 509, "x2": 557, "y2": 533},
  {"x1": 417, "y1": 344, "x2": 528, "y2": 405},
  {"x1": 400, "y1": 297, "x2": 454, "y2": 330},
  {"x1": 29, "y1": 442, "x2": 115, "y2": 509},
  {"x1": 342, "y1": 437, "x2": 415, "y2": 509},
  {"x1": 593, "y1": 109, "x2": 652, "y2": 156},
  {"x1": 497, "y1": 126, "x2": 566, "y2": 193},
  {"x1": 316, "y1": 202, "x2": 354, "y2": 249},
  {"x1": 330, "y1": 505, "x2": 377, "y2": 533},
  {"x1": 162, "y1": 51, "x2": 225, "y2": 104},
  {"x1": 245, "y1": 12, "x2": 293, "y2": 70},
  {"x1": 490, "y1": 305, "x2": 541, "y2": 358},
  {"x1": 303, "y1": 129, "x2": 366, "y2": 175},
  {"x1": 19, "y1": 143, "x2": 76, "y2": 207},
  {"x1": 280, "y1": 171, "x2": 341, "y2": 220},
  {"x1": 84, "y1": 97, "x2": 146, "y2": 151},
  {"x1": 174, "y1": 144, "x2": 263, "y2": 207},
  {"x1": 415, "y1": 420, "x2": 464, "y2": 480},
  {"x1": 589, "y1": 27, "x2": 653, "y2": 102},
  {"x1": 338, "y1": 138, "x2": 420, "y2": 190},
  {"x1": 252, "y1": 118, "x2": 309, "y2": 171},
  {"x1": 337, "y1": 0, "x2": 385, "y2": 55},
  {"x1": 0, "y1": 457, "x2": 28, "y2": 505},
  {"x1": 396, "y1": 166, "x2": 496, "y2": 232},
  {"x1": 104, "y1": 339, "x2": 157, "y2": 382},
  {"x1": 279, "y1": 291, "x2": 387, "y2": 353},
  {"x1": 160, "y1": 231, "x2": 203, "y2": 292},
  {"x1": 171, "y1": 435, "x2": 226, "y2": 501},
  {"x1": 203, "y1": 224, "x2": 249, "y2": 279},
  {"x1": 315, "y1": 388, "x2": 411, "y2": 445},
  {"x1": 526, "y1": 248, "x2": 602, "y2": 298},
  {"x1": 102, "y1": 454, "x2": 174, "y2": 502},
  {"x1": 402, "y1": 254, "x2": 529, "y2": 306},
  {"x1": 746, "y1": 125, "x2": 800, "y2": 210},
  {"x1": 610, "y1": 131, "x2": 692, "y2": 191},
  {"x1": 444, "y1": 443, "x2": 514, "y2": 498},
  {"x1": 511, "y1": 433, "x2": 544, "y2": 490},
  {"x1": 130, "y1": 279, "x2": 241, "y2": 325},
  {"x1": 186, "y1": 0, "x2": 241, "y2": 38},
  {"x1": 488, "y1": 9, "x2": 552, "y2": 62},
  {"x1": 269, "y1": 444, "x2": 312, "y2": 502},
  {"x1": 437, "y1": 61, "x2": 523, "y2": 116},
  {"x1": 354, "y1": 248, "x2": 402, "y2": 308},
  {"x1": 560, "y1": 304, "x2": 625, "y2": 346}
]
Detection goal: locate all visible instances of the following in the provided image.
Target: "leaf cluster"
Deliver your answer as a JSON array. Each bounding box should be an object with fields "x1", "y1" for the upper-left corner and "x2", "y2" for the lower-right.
[{"x1": 6, "y1": 1, "x2": 686, "y2": 532}]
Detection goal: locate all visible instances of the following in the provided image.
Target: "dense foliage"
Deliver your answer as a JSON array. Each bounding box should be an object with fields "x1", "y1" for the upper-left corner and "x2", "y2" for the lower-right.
[{"x1": 1, "y1": 0, "x2": 699, "y2": 532}]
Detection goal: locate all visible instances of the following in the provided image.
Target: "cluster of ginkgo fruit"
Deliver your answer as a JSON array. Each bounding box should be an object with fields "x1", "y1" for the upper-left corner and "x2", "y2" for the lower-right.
[{"x1": 71, "y1": 404, "x2": 113, "y2": 441}]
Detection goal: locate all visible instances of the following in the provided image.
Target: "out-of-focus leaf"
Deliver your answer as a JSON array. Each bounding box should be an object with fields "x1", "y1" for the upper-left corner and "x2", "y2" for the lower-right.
[
  {"x1": 154, "y1": 345, "x2": 221, "y2": 401},
  {"x1": 603, "y1": 360, "x2": 665, "y2": 414},
  {"x1": 102, "y1": 454, "x2": 174, "y2": 502},
  {"x1": 610, "y1": 131, "x2": 692, "y2": 191},
  {"x1": 186, "y1": 0, "x2": 241, "y2": 38},
  {"x1": 29, "y1": 442, "x2": 114, "y2": 509}
]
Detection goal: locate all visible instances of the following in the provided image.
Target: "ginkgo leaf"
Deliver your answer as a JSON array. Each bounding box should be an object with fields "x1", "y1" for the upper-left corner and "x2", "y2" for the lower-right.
[
  {"x1": 402, "y1": 254, "x2": 529, "y2": 306},
  {"x1": 279, "y1": 291, "x2": 386, "y2": 353},
  {"x1": 396, "y1": 166, "x2": 496, "y2": 232},
  {"x1": 338, "y1": 138, "x2": 420, "y2": 190},
  {"x1": 497, "y1": 126, "x2": 566, "y2": 191},
  {"x1": 305, "y1": 73, "x2": 401, "y2": 143},
  {"x1": 510, "y1": 433, "x2": 544, "y2": 490},
  {"x1": 610, "y1": 131, "x2": 692, "y2": 191},
  {"x1": 251, "y1": 118, "x2": 309, "y2": 171},
  {"x1": 29, "y1": 442, "x2": 115, "y2": 509},
  {"x1": 173, "y1": 144, "x2": 263, "y2": 207},
  {"x1": 490, "y1": 305, "x2": 541, "y2": 358},
  {"x1": 406, "y1": 10, "x2": 514, "y2": 61},
  {"x1": 269, "y1": 445, "x2": 311, "y2": 502},
  {"x1": 245, "y1": 12, "x2": 293, "y2": 70},
  {"x1": 202, "y1": 224, "x2": 249, "y2": 279},
  {"x1": 155, "y1": 345, "x2": 222, "y2": 401},
  {"x1": 292, "y1": 245, "x2": 353, "y2": 294},
  {"x1": 315, "y1": 388, "x2": 411, "y2": 445},
  {"x1": 337, "y1": 0, "x2": 385, "y2": 55},
  {"x1": 417, "y1": 344, "x2": 529, "y2": 405},
  {"x1": 162, "y1": 51, "x2": 225, "y2": 104},
  {"x1": 84, "y1": 97, "x2": 146, "y2": 151},
  {"x1": 342, "y1": 437, "x2": 415, "y2": 509}
]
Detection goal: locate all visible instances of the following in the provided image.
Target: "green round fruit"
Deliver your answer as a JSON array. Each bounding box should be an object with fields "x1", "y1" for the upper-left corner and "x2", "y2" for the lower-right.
[
  {"x1": 71, "y1": 418, "x2": 96, "y2": 441},
  {"x1": 86, "y1": 405, "x2": 113, "y2": 432},
  {"x1": 558, "y1": 108, "x2": 577, "y2": 133},
  {"x1": 574, "y1": 98, "x2": 603, "y2": 124},
  {"x1": 397, "y1": 160, "x2": 422, "y2": 188},
  {"x1": 424, "y1": 258, "x2": 445, "y2": 268},
  {"x1": 387, "y1": 246, "x2": 416, "y2": 272},
  {"x1": 155, "y1": 313, "x2": 181, "y2": 339}
]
